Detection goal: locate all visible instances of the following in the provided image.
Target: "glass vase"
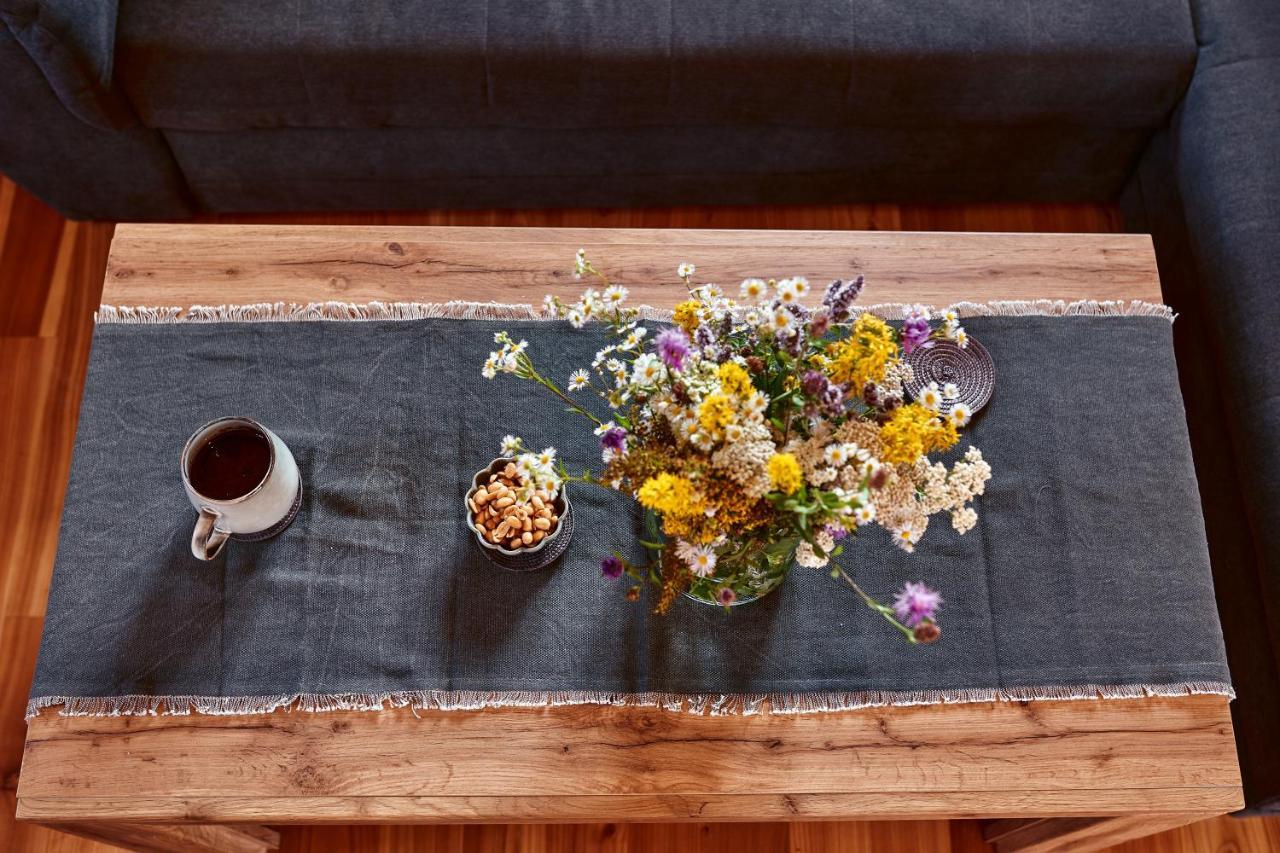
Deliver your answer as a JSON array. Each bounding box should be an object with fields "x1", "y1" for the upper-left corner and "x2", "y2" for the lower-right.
[{"x1": 681, "y1": 533, "x2": 799, "y2": 606}]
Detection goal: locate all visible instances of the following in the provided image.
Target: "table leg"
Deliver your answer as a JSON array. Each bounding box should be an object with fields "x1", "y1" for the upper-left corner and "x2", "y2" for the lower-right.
[
  {"x1": 982, "y1": 813, "x2": 1216, "y2": 852},
  {"x1": 40, "y1": 820, "x2": 280, "y2": 853}
]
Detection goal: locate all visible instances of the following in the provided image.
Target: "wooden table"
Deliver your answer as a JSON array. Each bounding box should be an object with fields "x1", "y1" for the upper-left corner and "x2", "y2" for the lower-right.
[{"x1": 17, "y1": 225, "x2": 1242, "y2": 853}]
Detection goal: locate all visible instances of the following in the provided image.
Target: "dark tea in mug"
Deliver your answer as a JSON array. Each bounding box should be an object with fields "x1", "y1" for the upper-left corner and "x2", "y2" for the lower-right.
[{"x1": 187, "y1": 424, "x2": 272, "y2": 501}]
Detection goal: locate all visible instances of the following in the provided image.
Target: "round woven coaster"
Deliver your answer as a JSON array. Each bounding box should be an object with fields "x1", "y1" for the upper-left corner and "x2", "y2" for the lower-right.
[{"x1": 903, "y1": 335, "x2": 995, "y2": 416}]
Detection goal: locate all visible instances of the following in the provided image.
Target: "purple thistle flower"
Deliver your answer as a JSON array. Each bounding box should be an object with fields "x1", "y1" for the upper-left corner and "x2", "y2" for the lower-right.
[
  {"x1": 655, "y1": 327, "x2": 691, "y2": 371},
  {"x1": 601, "y1": 555, "x2": 625, "y2": 579},
  {"x1": 822, "y1": 524, "x2": 849, "y2": 541},
  {"x1": 893, "y1": 581, "x2": 942, "y2": 628},
  {"x1": 600, "y1": 427, "x2": 628, "y2": 454},
  {"x1": 718, "y1": 587, "x2": 737, "y2": 606},
  {"x1": 901, "y1": 307, "x2": 932, "y2": 355}
]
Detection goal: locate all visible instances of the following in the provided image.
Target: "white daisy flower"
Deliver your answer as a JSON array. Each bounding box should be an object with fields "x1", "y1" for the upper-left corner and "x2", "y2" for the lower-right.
[
  {"x1": 603, "y1": 284, "x2": 628, "y2": 306},
  {"x1": 698, "y1": 283, "x2": 724, "y2": 300},
  {"x1": 690, "y1": 431, "x2": 715, "y2": 452},
  {"x1": 676, "y1": 540, "x2": 718, "y2": 577},
  {"x1": 943, "y1": 382, "x2": 960, "y2": 400},
  {"x1": 854, "y1": 504, "x2": 876, "y2": 526},
  {"x1": 952, "y1": 326, "x2": 968, "y2": 348},
  {"x1": 677, "y1": 262, "x2": 696, "y2": 279},
  {"x1": 724, "y1": 423, "x2": 745, "y2": 444},
  {"x1": 743, "y1": 392, "x2": 768, "y2": 419},
  {"x1": 811, "y1": 466, "x2": 837, "y2": 486},
  {"x1": 622, "y1": 327, "x2": 648, "y2": 349},
  {"x1": 591, "y1": 344, "x2": 616, "y2": 368},
  {"x1": 481, "y1": 358, "x2": 498, "y2": 380},
  {"x1": 593, "y1": 421, "x2": 618, "y2": 436},
  {"x1": 536, "y1": 447, "x2": 557, "y2": 468},
  {"x1": 743, "y1": 308, "x2": 763, "y2": 327},
  {"x1": 542, "y1": 294, "x2": 559, "y2": 316},
  {"x1": 770, "y1": 306, "x2": 795, "y2": 332},
  {"x1": 633, "y1": 353, "x2": 666, "y2": 385},
  {"x1": 568, "y1": 369, "x2": 590, "y2": 391},
  {"x1": 500, "y1": 435, "x2": 523, "y2": 456},
  {"x1": 949, "y1": 402, "x2": 973, "y2": 427},
  {"x1": 941, "y1": 308, "x2": 959, "y2": 328},
  {"x1": 740, "y1": 278, "x2": 768, "y2": 301},
  {"x1": 893, "y1": 525, "x2": 921, "y2": 553},
  {"x1": 824, "y1": 443, "x2": 853, "y2": 466},
  {"x1": 776, "y1": 278, "x2": 800, "y2": 304},
  {"x1": 790, "y1": 276, "x2": 810, "y2": 297},
  {"x1": 917, "y1": 382, "x2": 943, "y2": 412},
  {"x1": 566, "y1": 308, "x2": 586, "y2": 329}
]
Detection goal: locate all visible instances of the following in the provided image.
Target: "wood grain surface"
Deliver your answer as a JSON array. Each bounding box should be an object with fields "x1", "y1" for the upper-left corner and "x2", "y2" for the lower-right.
[
  {"x1": 1, "y1": 175, "x2": 1268, "y2": 852},
  {"x1": 101, "y1": 224, "x2": 1162, "y2": 310}
]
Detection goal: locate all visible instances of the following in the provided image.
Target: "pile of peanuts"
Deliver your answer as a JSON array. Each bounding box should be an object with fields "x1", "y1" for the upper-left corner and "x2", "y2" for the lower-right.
[{"x1": 469, "y1": 462, "x2": 560, "y2": 551}]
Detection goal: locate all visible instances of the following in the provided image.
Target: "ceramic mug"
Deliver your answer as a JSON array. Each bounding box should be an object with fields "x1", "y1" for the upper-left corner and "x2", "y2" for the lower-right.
[{"x1": 180, "y1": 417, "x2": 302, "y2": 560}]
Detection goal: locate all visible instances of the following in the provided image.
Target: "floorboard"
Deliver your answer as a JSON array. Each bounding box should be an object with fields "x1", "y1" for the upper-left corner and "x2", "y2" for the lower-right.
[{"x1": 0, "y1": 174, "x2": 1270, "y2": 852}]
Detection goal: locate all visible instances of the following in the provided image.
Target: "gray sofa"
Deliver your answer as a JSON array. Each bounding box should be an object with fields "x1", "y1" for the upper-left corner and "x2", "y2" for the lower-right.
[{"x1": 2, "y1": 0, "x2": 1277, "y2": 814}]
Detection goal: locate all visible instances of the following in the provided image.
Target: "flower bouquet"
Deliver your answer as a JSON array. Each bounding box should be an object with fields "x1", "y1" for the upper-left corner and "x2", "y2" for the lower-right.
[{"x1": 483, "y1": 253, "x2": 991, "y2": 643}]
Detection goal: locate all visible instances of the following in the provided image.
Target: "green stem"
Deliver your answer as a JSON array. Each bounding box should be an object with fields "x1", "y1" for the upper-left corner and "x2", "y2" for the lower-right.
[{"x1": 833, "y1": 564, "x2": 917, "y2": 643}]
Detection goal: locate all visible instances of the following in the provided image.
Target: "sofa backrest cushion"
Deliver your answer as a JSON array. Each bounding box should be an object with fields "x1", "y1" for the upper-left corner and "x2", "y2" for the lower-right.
[{"x1": 113, "y1": 0, "x2": 1197, "y2": 132}]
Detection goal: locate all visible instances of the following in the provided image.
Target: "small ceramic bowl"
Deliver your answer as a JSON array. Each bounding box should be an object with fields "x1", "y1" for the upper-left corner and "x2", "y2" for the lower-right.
[{"x1": 465, "y1": 458, "x2": 573, "y2": 572}]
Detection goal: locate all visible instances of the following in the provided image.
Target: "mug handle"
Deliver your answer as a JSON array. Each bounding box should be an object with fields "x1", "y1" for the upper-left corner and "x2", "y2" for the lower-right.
[{"x1": 192, "y1": 507, "x2": 230, "y2": 560}]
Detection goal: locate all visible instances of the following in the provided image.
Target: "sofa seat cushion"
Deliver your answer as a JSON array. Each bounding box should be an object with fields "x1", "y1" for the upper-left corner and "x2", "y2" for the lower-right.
[{"x1": 115, "y1": 0, "x2": 1195, "y2": 132}]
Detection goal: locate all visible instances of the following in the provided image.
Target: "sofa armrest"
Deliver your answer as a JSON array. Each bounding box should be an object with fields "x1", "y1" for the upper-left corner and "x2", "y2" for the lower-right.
[
  {"x1": 0, "y1": 0, "x2": 135, "y2": 129},
  {"x1": 1129, "y1": 0, "x2": 1280, "y2": 816}
]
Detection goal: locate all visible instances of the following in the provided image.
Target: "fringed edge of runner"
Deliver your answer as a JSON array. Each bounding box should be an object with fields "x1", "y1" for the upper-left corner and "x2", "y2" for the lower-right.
[
  {"x1": 94, "y1": 298, "x2": 1175, "y2": 325},
  {"x1": 26, "y1": 681, "x2": 1232, "y2": 720}
]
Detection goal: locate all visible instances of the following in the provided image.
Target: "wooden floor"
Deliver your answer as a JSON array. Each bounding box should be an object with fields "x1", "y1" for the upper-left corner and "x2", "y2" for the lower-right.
[{"x1": 0, "y1": 175, "x2": 1275, "y2": 853}]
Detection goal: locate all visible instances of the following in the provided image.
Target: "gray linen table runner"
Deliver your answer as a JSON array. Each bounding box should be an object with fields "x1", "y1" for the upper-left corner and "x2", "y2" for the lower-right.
[{"x1": 27, "y1": 302, "x2": 1233, "y2": 718}]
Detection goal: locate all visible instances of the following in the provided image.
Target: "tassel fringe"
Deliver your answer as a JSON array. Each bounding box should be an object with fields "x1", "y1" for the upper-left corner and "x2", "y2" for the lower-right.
[
  {"x1": 26, "y1": 681, "x2": 1232, "y2": 720},
  {"x1": 95, "y1": 299, "x2": 1175, "y2": 325}
]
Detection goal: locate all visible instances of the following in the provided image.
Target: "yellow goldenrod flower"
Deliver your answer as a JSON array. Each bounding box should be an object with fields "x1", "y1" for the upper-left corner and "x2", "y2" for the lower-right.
[
  {"x1": 673, "y1": 300, "x2": 702, "y2": 334},
  {"x1": 826, "y1": 314, "x2": 898, "y2": 389},
  {"x1": 697, "y1": 393, "x2": 736, "y2": 439},
  {"x1": 637, "y1": 473, "x2": 705, "y2": 518},
  {"x1": 716, "y1": 361, "x2": 754, "y2": 398},
  {"x1": 879, "y1": 403, "x2": 959, "y2": 465},
  {"x1": 767, "y1": 453, "x2": 803, "y2": 495}
]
